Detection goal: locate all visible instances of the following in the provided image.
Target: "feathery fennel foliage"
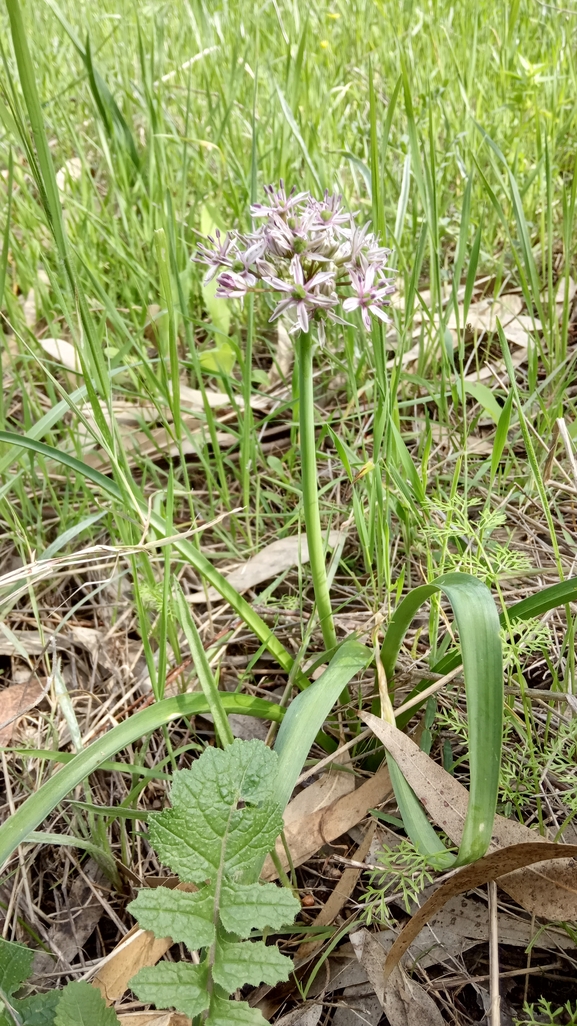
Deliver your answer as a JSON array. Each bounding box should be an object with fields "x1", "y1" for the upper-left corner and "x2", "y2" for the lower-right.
[{"x1": 128, "y1": 739, "x2": 300, "y2": 1023}]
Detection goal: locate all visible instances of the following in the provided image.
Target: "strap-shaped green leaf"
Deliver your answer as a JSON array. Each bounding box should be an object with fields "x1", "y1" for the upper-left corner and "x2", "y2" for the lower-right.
[
  {"x1": 380, "y1": 572, "x2": 503, "y2": 866},
  {"x1": 273, "y1": 639, "x2": 372, "y2": 812}
]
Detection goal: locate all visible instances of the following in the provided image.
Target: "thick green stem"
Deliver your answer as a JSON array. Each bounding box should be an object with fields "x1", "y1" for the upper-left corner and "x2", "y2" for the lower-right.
[{"x1": 297, "y1": 330, "x2": 337, "y2": 651}]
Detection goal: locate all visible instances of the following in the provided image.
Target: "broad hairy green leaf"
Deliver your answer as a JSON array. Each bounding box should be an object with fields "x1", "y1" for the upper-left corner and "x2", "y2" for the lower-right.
[
  {"x1": 53, "y1": 982, "x2": 120, "y2": 1026},
  {"x1": 131, "y1": 880, "x2": 299, "y2": 949},
  {"x1": 208, "y1": 995, "x2": 267, "y2": 1025},
  {"x1": 130, "y1": 963, "x2": 208, "y2": 1020},
  {"x1": 213, "y1": 938, "x2": 290, "y2": 990},
  {"x1": 147, "y1": 740, "x2": 285, "y2": 882},
  {"x1": 129, "y1": 887, "x2": 215, "y2": 949},
  {"x1": 0, "y1": 937, "x2": 33, "y2": 1001},
  {"x1": 15, "y1": 991, "x2": 60, "y2": 1025},
  {"x1": 129, "y1": 740, "x2": 299, "y2": 1023}
]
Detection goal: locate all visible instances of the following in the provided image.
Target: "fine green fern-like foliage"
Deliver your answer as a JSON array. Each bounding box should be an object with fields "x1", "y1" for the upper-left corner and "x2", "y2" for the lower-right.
[
  {"x1": 0, "y1": 937, "x2": 118, "y2": 1026},
  {"x1": 128, "y1": 738, "x2": 301, "y2": 1024}
]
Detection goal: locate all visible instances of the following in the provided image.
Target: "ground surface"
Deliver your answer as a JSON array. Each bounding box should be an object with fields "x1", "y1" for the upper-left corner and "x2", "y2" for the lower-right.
[{"x1": 1, "y1": 1, "x2": 577, "y2": 1024}]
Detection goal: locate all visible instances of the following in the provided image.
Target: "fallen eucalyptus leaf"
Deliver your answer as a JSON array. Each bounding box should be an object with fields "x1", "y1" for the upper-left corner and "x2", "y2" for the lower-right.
[
  {"x1": 0, "y1": 679, "x2": 46, "y2": 744},
  {"x1": 351, "y1": 930, "x2": 444, "y2": 1026},
  {"x1": 262, "y1": 762, "x2": 393, "y2": 881},
  {"x1": 383, "y1": 841, "x2": 577, "y2": 980},
  {"x1": 274, "y1": 1004, "x2": 323, "y2": 1026},
  {"x1": 38, "y1": 337, "x2": 81, "y2": 372},
  {"x1": 360, "y1": 712, "x2": 577, "y2": 920},
  {"x1": 189, "y1": 531, "x2": 344, "y2": 604}
]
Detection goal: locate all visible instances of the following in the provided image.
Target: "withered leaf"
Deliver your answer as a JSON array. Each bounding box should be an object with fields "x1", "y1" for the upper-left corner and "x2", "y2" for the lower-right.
[{"x1": 361, "y1": 712, "x2": 577, "y2": 920}]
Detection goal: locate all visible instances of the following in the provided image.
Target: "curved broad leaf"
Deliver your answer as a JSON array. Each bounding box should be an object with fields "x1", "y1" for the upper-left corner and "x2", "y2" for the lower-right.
[
  {"x1": 426, "y1": 576, "x2": 577, "y2": 683},
  {"x1": 273, "y1": 639, "x2": 372, "y2": 812},
  {"x1": 379, "y1": 572, "x2": 503, "y2": 866}
]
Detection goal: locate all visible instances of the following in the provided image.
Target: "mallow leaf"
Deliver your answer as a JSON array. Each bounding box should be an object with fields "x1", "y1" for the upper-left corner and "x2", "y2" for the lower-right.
[
  {"x1": 219, "y1": 881, "x2": 301, "y2": 937},
  {"x1": 130, "y1": 962, "x2": 209, "y2": 1019},
  {"x1": 128, "y1": 886, "x2": 215, "y2": 949},
  {"x1": 213, "y1": 938, "x2": 292, "y2": 991},
  {"x1": 129, "y1": 739, "x2": 300, "y2": 1024},
  {"x1": 53, "y1": 981, "x2": 120, "y2": 1026},
  {"x1": 148, "y1": 739, "x2": 284, "y2": 883},
  {"x1": 16, "y1": 991, "x2": 60, "y2": 1025},
  {"x1": 0, "y1": 936, "x2": 34, "y2": 1000}
]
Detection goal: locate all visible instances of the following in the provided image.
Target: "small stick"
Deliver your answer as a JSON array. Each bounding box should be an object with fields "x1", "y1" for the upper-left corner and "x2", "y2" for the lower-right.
[{"x1": 488, "y1": 880, "x2": 501, "y2": 1026}]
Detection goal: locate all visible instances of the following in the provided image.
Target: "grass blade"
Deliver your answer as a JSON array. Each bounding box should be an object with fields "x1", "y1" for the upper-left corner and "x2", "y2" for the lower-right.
[
  {"x1": 0, "y1": 431, "x2": 298, "y2": 677},
  {"x1": 0, "y1": 692, "x2": 283, "y2": 870},
  {"x1": 173, "y1": 583, "x2": 234, "y2": 749}
]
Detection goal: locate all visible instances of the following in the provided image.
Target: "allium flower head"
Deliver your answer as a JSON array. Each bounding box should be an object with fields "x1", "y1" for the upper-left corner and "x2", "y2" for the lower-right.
[{"x1": 195, "y1": 182, "x2": 395, "y2": 338}]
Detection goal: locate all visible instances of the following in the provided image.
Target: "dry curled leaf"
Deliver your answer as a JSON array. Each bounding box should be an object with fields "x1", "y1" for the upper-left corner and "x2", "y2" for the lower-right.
[
  {"x1": 56, "y1": 156, "x2": 83, "y2": 194},
  {"x1": 0, "y1": 679, "x2": 46, "y2": 744},
  {"x1": 38, "y1": 337, "x2": 81, "y2": 372},
  {"x1": 274, "y1": 1004, "x2": 323, "y2": 1026},
  {"x1": 350, "y1": 929, "x2": 444, "y2": 1026},
  {"x1": 360, "y1": 712, "x2": 577, "y2": 920},
  {"x1": 262, "y1": 762, "x2": 392, "y2": 881},
  {"x1": 189, "y1": 531, "x2": 345, "y2": 604},
  {"x1": 383, "y1": 841, "x2": 577, "y2": 980},
  {"x1": 284, "y1": 751, "x2": 355, "y2": 826}
]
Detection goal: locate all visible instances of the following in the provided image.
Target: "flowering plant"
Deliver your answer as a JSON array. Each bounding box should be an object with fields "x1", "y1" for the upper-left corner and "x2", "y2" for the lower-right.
[
  {"x1": 197, "y1": 182, "x2": 395, "y2": 341},
  {"x1": 195, "y1": 183, "x2": 395, "y2": 653}
]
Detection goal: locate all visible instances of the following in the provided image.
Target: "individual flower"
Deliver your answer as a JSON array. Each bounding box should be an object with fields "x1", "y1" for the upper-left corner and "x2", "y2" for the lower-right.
[
  {"x1": 215, "y1": 271, "x2": 250, "y2": 300},
  {"x1": 228, "y1": 236, "x2": 268, "y2": 286},
  {"x1": 197, "y1": 230, "x2": 236, "y2": 283},
  {"x1": 312, "y1": 190, "x2": 351, "y2": 231},
  {"x1": 342, "y1": 266, "x2": 395, "y2": 330},
  {"x1": 250, "y1": 179, "x2": 309, "y2": 218},
  {"x1": 265, "y1": 256, "x2": 337, "y2": 333}
]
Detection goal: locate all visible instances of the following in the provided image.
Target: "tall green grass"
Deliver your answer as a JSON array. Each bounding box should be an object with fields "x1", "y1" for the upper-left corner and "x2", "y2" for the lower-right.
[{"x1": 1, "y1": 0, "x2": 577, "y2": 921}]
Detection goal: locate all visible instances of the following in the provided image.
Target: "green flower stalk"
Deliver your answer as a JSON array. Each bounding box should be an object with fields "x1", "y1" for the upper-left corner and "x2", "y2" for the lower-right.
[{"x1": 196, "y1": 181, "x2": 395, "y2": 650}]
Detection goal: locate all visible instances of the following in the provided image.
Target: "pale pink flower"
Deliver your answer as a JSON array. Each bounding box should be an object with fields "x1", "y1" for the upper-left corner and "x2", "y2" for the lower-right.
[
  {"x1": 195, "y1": 182, "x2": 396, "y2": 338},
  {"x1": 342, "y1": 267, "x2": 394, "y2": 330}
]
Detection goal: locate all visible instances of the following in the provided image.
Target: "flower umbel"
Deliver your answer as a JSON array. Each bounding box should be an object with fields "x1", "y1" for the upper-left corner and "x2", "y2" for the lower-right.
[{"x1": 196, "y1": 182, "x2": 395, "y2": 337}]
